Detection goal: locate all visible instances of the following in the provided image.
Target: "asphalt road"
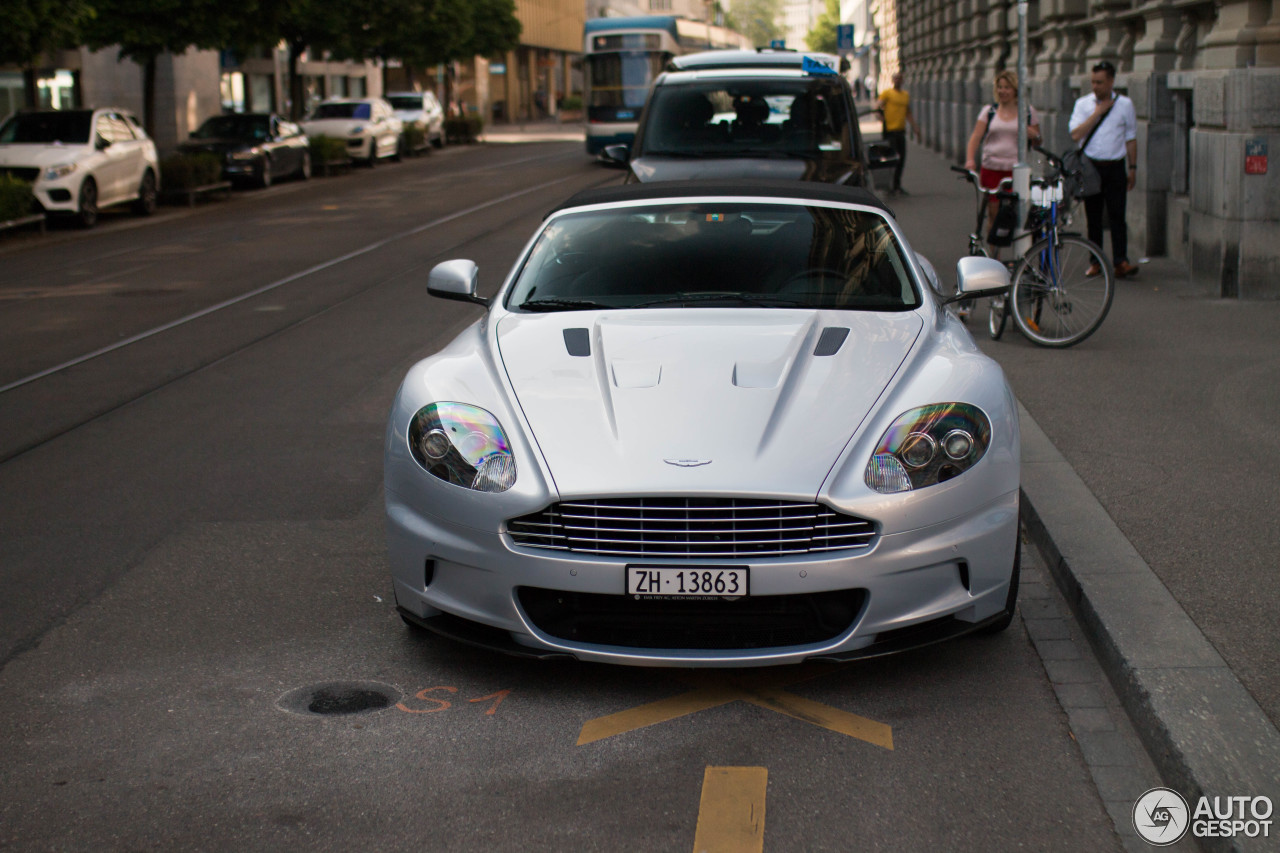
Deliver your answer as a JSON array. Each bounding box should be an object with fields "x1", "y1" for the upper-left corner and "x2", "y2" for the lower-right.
[{"x1": 0, "y1": 141, "x2": 1166, "y2": 850}]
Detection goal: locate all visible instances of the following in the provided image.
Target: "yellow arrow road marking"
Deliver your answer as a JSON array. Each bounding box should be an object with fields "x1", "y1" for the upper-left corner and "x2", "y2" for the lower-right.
[
  {"x1": 740, "y1": 687, "x2": 894, "y2": 749},
  {"x1": 693, "y1": 767, "x2": 767, "y2": 853},
  {"x1": 577, "y1": 685, "x2": 742, "y2": 745},
  {"x1": 577, "y1": 667, "x2": 893, "y2": 749}
]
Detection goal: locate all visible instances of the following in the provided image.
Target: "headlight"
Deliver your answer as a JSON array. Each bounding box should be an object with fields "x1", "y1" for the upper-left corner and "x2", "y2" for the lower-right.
[
  {"x1": 865, "y1": 403, "x2": 991, "y2": 494},
  {"x1": 230, "y1": 148, "x2": 262, "y2": 160},
  {"x1": 43, "y1": 162, "x2": 78, "y2": 181},
  {"x1": 349, "y1": 125, "x2": 365, "y2": 135},
  {"x1": 408, "y1": 402, "x2": 517, "y2": 492}
]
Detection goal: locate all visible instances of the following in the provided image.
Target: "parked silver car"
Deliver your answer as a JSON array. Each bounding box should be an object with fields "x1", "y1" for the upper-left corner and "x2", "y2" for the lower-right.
[
  {"x1": 300, "y1": 97, "x2": 402, "y2": 166},
  {"x1": 385, "y1": 181, "x2": 1019, "y2": 667},
  {"x1": 386, "y1": 91, "x2": 445, "y2": 151}
]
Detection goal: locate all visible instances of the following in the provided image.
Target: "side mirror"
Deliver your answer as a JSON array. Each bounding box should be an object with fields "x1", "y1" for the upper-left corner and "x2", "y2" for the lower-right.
[
  {"x1": 427, "y1": 259, "x2": 490, "y2": 307},
  {"x1": 95, "y1": 135, "x2": 111, "y2": 151},
  {"x1": 866, "y1": 141, "x2": 899, "y2": 169},
  {"x1": 944, "y1": 256, "x2": 1010, "y2": 303},
  {"x1": 599, "y1": 144, "x2": 630, "y2": 168}
]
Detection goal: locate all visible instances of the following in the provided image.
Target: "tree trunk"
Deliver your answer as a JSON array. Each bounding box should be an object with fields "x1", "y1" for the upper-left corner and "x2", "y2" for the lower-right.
[
  {"x1": 22, "y1": 67, "x2": 38, "y2": 110},
  {"x1": 143, "y1": 56, "x2": 157, "y2": 140},
  {"x1": 289, "y1": 41, "x2": 305, "y2": 120}
]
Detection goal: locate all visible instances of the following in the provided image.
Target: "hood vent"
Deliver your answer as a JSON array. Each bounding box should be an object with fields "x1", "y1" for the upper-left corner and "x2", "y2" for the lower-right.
[
  {"x1": 814, "y1": 327, "x2": 850, "y2": 357},
  {"x1": 563, "y1": 328, "x2": 591, "y2": 357}
]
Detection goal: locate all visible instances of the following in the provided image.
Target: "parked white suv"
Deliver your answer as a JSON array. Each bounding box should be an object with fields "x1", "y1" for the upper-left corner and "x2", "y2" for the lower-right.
[
  {"x1": 300, "y1": 98, "x2": 403, "y2": 165},
  {"x1": 386, "y1": 91, "x2": 445, "y2": 150},
  {"x1": 0, "y1": 107, "x2": 159, "y2": 228}
]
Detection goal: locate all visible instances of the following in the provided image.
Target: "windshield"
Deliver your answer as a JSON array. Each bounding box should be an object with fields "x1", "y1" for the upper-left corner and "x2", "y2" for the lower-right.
[
  {"x1": 587, "y1": 52, "x2": 668, "y2": 121},
  {"x1": 638, "y1": 78, "x2": 852, "y2": 157},
  {"x1": 0, "y1": 111, "x2": 93, "y2": 144},
  {"x1": 192, "y1": 114, "x2": 270, "y2": 140},
  {"x1": 310, "y1": 102, "x2": 370, "y2": 120},
  {"x1": 506, "y1": 202, "x2": 920, "y2": 312}
]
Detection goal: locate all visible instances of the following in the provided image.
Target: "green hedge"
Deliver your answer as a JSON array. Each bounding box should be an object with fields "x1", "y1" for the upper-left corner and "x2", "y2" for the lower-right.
[
  {"x1": 445, "y1": 115, "x2": 483, "y2": 144},
  {"x1": 404, "y1": 125, "x2": 426, "y2": 151},
  {"x1": 160, "y1": 152, "x2": 223, "y2": 190},
  {"x1": 308, "y1": 134, "x2": 349, "y2": 164},
  {"x1": 560, "y1": 95, "x2": 582, "y2": 111},
  {"x1": 0, "y1": 174, "x2": 36, "y2": 221}
]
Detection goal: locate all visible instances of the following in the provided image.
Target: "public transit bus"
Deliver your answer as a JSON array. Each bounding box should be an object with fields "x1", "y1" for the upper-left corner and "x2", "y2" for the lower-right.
[{"x1": 583, "y1": 15, "x2": 750, "y2": 155}]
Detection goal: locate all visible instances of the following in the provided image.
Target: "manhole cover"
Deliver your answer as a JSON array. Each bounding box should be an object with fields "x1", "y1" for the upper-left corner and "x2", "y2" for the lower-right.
[{"x1": 277, "y1": 681, "x2": 401, "y2": 717}]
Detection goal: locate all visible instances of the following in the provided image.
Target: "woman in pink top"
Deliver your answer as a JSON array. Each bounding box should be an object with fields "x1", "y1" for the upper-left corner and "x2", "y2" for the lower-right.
[{"x1": 964, "y1": 70, "x2": 1041, "y2": 250}]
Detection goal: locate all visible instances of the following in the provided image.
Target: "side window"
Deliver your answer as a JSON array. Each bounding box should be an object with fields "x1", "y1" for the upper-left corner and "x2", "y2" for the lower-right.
[
  {"x1": 107, "y1": 114, "x2": 136, "y2": 141},
  {"x1": 94, "y1": 115, "x2": 112, "y2": 146}
]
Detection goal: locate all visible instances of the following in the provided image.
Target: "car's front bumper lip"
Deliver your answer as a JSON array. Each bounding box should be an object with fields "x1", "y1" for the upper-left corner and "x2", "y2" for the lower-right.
[{"x1": 387, "y1": 487, "x2": 1019, "y2": 667}]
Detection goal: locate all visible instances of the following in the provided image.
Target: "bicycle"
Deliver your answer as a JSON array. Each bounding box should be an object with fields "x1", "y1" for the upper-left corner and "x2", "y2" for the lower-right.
[{"x1": 951, "y1": 147, "x2": 1115, "y2": 347}]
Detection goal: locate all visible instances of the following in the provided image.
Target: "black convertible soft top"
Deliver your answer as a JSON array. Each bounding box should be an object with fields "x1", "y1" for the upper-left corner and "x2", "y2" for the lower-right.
[{"x1": 547, "y1": 180, "x2": 892, "y2": 219}]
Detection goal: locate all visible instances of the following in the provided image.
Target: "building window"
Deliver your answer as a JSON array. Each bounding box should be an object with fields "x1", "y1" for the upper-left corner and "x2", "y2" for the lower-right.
[
  {"x1": 249, "y1": 74, "x2": 274, "y2": 112},
  {"x1": 38, "y1": 70, "x2": 78, "y2": 109},
  {"x1": 0, "y1": 71, "x2": 22, "y2": 117},
  {"x1": 649, "y1": 0, "x2": 672, "y2": 9},
  {"x1": 349, "y1": 76, "x2": 366, "y2": 97},
  {"x1": 221, "y1": 72, "x2": 245, "y2": 113}
]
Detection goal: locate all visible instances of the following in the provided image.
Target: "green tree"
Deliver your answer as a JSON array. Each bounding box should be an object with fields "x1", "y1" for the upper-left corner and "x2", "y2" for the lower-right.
[
  {"x1": 83, "y1": 0, "x2": 235, "y2": 135},
  {"x1": 806, "y1": 0, "x2": 840, "y2": 52},
  {"x1": 724, "y1": 0, "x2": 783, "y2": 48},
  {"x1": 0, "y1": 0, "x2": 92, "y2": 109}
]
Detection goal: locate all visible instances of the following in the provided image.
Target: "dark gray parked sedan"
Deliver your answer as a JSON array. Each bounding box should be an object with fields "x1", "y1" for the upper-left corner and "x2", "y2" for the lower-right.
[{"x1": 180, "y1": 113, "x2": 311, "y2": 188}]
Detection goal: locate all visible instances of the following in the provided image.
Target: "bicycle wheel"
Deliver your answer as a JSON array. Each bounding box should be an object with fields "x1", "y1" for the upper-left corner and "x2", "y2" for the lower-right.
[
  {"x1": 1010, "y1": 234, "x2": 1114, "y2": 347},
  {"x1": 987, "y1": 292, "x2": 1009, "y2": 339}
]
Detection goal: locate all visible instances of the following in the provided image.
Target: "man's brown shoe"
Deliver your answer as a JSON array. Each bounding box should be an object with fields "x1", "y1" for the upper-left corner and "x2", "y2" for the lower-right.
[
  {"x1": 1086, "y1": 262, "x2": 1102, "y2": 278},
  {"x1": 1114, "y1": 260, "x2": 1140, "y2": 278}
]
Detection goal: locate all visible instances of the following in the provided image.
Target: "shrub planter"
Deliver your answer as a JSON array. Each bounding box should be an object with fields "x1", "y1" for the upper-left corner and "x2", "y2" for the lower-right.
[
  {"x1": 160, "y1": 152, "x2": 231, "y2": 206},
  {"x1": 445, "y1": 116, "x2": 484, "y2": 144},
  {"x1": 309, "y1": 135, "x2": 352, "y2": 175},
  {"x1": 161, "y1": 181, "x2": 233, "y2": 207}
]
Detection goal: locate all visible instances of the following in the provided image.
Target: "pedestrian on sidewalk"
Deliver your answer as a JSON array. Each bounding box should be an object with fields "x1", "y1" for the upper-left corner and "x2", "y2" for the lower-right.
[
  {"x1": 1068, "y1": 60, "x2": 1140, "y2": 279},
  {"x1": 964, "y1": 69, "x2": 1041, "y2": 256},
  {"x1": 877, "y1": 72, "x2": 922, "y2": 195}
]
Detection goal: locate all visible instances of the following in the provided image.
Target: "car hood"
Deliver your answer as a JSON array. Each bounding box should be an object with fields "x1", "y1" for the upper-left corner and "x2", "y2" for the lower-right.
[
  {"x1": 629, "y1": 154, "x2": 856, "y2": 185},
  {"x1": 0, "y1": 144, "x2": 90, "y2": 168},
  {"x1": 496, "y1": 309, "x2": 923, "y2": 497}
]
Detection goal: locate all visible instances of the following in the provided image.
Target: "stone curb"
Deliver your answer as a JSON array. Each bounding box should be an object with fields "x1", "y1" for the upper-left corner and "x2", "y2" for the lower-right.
[{"x1": 1017, "y1": 402, "x2": 1280, "y2": 852}]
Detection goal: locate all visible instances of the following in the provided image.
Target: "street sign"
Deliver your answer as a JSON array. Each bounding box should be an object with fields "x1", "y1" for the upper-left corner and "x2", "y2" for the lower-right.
[{"x1": 837, "y1": 24, "x2": 855, "y2": 52}]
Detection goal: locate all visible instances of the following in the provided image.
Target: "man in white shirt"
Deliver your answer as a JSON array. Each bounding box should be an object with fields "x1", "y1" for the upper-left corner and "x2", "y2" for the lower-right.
[{"x1": 1069, "y1": 60, "x2": 1140, "y2": 278}]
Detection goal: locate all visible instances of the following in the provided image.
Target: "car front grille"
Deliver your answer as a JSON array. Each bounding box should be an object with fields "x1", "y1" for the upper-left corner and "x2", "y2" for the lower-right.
[
  {"x1": 507, "y1": 498, "x2": 877, "y2": 558},
  {"x1": 0, "y1": 167, "x2": 41, "y2": 183},
  {"x1": 517, "y1": 587, "x2": 866, "y2": 650}
]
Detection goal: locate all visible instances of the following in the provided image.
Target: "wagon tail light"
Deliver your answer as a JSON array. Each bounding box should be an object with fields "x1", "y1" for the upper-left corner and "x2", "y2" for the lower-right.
[
  {"x1": 408, "y1": 402, "x2": 517, "y2": 492},
  {"x1": 865, "y1": 403, "x2": 991, "y2": 494}
]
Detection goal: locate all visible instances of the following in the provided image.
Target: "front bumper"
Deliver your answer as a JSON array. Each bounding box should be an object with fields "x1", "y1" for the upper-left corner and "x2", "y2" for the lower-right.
[{"x1": 387, "y1": 488, "x2": 1020, "y2": 667}]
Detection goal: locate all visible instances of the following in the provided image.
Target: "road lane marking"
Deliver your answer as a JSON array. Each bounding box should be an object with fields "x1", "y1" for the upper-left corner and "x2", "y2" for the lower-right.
[
  {"x1": 577, "y1": 668, "x2": 893, "y2": 749},
  {"x1": 693, "y1": 767, "x2": 767, "y2": 853},
  {"x1": 0, "y1": 172, "x2": 597, "y2": 396}
]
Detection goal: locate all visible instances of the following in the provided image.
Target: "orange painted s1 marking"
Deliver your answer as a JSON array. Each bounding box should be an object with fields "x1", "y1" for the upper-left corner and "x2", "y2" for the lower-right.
[{"x1": 396, "y1": 686, "x2": 457, "y2": 714}]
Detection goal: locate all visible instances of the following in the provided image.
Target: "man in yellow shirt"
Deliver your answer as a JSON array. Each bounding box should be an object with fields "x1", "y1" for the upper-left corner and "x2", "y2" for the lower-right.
[{"x1": 877, "y1": 72, "x2": 922, "y2": 195}]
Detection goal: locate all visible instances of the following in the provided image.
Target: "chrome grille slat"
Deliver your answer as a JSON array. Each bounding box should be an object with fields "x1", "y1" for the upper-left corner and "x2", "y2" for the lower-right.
[{"x1": 508, "y1": 498, "x2": 877, "y2": 558}]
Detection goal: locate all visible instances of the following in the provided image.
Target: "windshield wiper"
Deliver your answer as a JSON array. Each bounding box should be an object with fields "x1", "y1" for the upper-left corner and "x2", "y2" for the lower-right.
[
  {"x1": 631, "y1": 292, "x2": 806, "y2": 309},
  {"x1": 516, "y1": 297, "x2": 612, "y2": 312}
]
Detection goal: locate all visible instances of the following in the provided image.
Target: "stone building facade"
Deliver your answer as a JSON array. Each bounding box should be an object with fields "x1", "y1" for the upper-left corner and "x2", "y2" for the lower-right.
[{"x1": 873, "y1": 0, "x2": 1280, "y2": 298}]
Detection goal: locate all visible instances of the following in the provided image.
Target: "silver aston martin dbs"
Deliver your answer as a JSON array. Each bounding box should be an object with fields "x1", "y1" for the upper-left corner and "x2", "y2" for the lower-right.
[{"x1": 385, "y1": 181, "x2": 1020, "y2": 667}]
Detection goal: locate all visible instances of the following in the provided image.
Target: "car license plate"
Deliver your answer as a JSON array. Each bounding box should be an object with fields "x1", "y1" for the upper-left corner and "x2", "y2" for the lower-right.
[{"x1": 626, "y1": 566, "x2": 748, "y2": 600}]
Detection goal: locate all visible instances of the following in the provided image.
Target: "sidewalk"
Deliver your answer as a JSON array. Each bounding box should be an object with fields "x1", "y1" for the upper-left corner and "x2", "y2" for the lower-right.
[{"x1": 890, "y1": 141, "x2": 1280, "y2": 847}]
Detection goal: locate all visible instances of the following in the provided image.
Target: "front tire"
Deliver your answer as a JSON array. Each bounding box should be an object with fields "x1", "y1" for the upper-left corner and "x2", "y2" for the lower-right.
[
  {"x1": 132, "y1": 169, "x2": 157, "y2": 216},
  {"x1": 76, "y1": 177, "x2": 98, "y2": 228},
  {"x1": 297, "y1": 150, "x2": 311, "y2": 181},
  {"x1": 987, "y1": 294, "x2": 1008, "y2": 340},
  {"x1": 1011, "y1": 234, "x2": 1114, "y2": 347},
  {"x1": 258, "y1": 158, "x2": 272, "y2": 188}
]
